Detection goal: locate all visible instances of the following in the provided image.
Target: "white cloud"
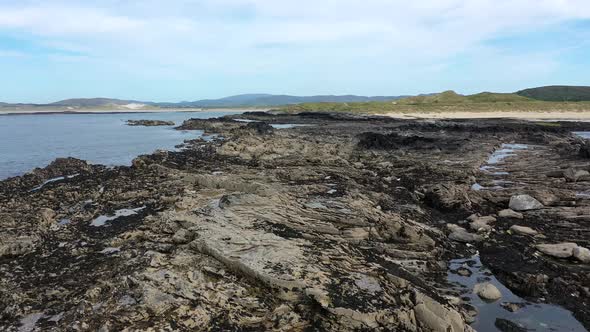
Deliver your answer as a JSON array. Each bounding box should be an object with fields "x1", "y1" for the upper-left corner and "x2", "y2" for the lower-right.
[{"x1": 0, "y1": 0, "x2": 589, "y2": 98}]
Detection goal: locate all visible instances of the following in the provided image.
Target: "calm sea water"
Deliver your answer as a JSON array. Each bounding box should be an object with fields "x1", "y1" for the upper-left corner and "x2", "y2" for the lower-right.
[{"x1": 0, "y1": 111, "x2": 242, "y2": 180}]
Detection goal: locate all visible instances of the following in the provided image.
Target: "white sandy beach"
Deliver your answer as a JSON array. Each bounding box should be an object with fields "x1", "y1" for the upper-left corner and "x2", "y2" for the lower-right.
[{"x1": 384, "y1": 110, "x2": 590, "y2": 121}]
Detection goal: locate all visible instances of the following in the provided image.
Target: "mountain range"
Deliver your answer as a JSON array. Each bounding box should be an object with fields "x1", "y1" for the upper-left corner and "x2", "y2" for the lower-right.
[
  {"x1": 1, "y1": 86, "x2": 589, "y2": 109},
  {"x1": 0, "y1": 94, "x2": 410, "y2": 109}
]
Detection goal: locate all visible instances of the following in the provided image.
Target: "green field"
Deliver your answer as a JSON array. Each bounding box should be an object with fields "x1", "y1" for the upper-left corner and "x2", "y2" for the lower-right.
[{"x1": 277, "y1": 91, "x2": 590, "y2": 114}]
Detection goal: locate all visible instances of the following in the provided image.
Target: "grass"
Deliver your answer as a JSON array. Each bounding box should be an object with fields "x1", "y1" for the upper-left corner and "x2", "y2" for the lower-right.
[{"x1": 277, "y1": 91, "x2": 590, "y2": 115}]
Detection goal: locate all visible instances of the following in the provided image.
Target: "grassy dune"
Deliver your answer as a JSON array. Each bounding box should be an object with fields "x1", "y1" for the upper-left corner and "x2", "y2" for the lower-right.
[{"x1": 277, "y1": 91, "x2": 590, "y2": 115}]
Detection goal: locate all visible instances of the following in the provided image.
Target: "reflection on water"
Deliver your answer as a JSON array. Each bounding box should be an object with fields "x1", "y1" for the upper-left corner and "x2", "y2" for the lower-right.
[
  {"x1": 448, "y1": 255, "x2": 586, "y2": 331},
  {"x1": 574, "y1": 132, "x2": 590, "y2": 139}
]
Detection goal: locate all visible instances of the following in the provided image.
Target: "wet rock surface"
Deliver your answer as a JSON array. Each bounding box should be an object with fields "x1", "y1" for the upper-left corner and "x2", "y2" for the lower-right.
[{"x1": 1, "y1": 112, "x2": 590, "y2": 331}]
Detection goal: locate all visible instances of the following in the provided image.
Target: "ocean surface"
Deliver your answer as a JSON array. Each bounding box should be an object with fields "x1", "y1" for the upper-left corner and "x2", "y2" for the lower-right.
[{"x1": 0, "y1": 111, "x2": 242, "y2": 180}]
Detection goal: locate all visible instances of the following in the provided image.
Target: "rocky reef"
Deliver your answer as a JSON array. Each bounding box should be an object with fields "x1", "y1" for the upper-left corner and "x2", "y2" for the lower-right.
[
  {"x1": 126, "y1": 120, "x2": 175, "y2": 126},
  {"x1": 1, "y1": 112, "x2": 590, "y2": 331}
]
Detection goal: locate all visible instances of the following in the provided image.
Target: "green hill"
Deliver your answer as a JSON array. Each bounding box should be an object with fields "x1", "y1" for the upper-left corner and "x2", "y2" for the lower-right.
[
  {"x1": 517, "y1": 86, "x2": 590, "y2": 102},
  {"x1": 466, "y1": 92, "x2": 532, "y2": 103},
  {"x1": 278, "y1": 90, "x2": 590, "y2": 114},
  {"x1": 394, "y1": 91, "x2": 531, "y2": 105}
]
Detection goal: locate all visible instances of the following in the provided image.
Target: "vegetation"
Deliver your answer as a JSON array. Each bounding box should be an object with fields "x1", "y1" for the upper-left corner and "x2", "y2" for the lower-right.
[
  {"x1": 277, "y1": 90, "x2": 590, "y2": 114},
  {"x1": 517, "y1": 86, "x2": 590, "y2": 102}
]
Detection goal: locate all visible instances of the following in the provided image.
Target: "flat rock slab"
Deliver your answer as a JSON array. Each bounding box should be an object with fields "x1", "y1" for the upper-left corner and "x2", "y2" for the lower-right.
[
  {"x1": 509, "y1": 225, "x2": 538, "y2": 236},
  {"x1": 536, "y1": 242, "x2": 578, "y2": 258},
  {"x1": 498, "y1": 209, "x2": 524, "y2": 219}
]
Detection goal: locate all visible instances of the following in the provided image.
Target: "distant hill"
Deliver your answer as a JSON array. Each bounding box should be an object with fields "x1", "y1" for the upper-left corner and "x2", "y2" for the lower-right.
[
  {"x1": 0, "y1": 94, "x2": 408, "y2": 109},
  {"x1": 167, "y1": 94, "x2": 409, "y2": 107},
  {"x1": 516, "y1": 86, "x2": 590, "y2": 102},
  {"x1": 4, "y1": 87, "x2": 590, "y2": 110},
  {"x1": 50, "y1": 98, "x2": 149, "y2": 107},
  {"x1": 395, "y1": 91, "x2": 531, "y2": 105}
]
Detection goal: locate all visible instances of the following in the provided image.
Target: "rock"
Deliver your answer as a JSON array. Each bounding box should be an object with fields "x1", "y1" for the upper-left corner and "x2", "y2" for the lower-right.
[
  {"x1": 245, "y1": 122, "x2": 274, "y2": 135},
  {"x1": 563, "y1": 168, "x2": 590, "y2": 182},
  {"x1": 531, "y1": 190, "x2": 561, "y2": 206},
  {"x1": 509, "y1": 225, "x2": 538, "y2": 236},
  {"x1": 171, "y1": 229, "x2": 194, "y2": 244},
  {"x1": 341, "y1": 228, "x2": 370, "y2": 241},
  {"x1": 509, "y1": 195, "x2": 543, "y2": 211},
  {"x1": 455, "y1": 267, "x2": 472, "y2": 277},
  {"x1": 39, "y1": 208, "x2": 56, "y2": 225},
  {"x1": 498, "y1": 209, "x2": 523, "y2": 219},
  {"x1": 469, "y1": 216, "x2": 496, "y2": 232},
  {"x1": 449, "y1": 229, "x2": 482, "y2": 243},
  {"x1": 573, "y1": 246, "x2": 590, "y2": 263},
  {"x1": 495, "y1": 318, "x2": 528, "y2": 332},
  {"x1": 126, "y1": 120, "x2": 175, "y2": 126},
  {"x1": 500, "y1": 302, "x2": 526, "y2": 313},
  {"x1": 413, "y1": 292, "x2": 466, "y2": 332},
  {"x1": 474, "y1": 282, "x2": 502, "y2": 301},
  {"x1": 535, "y1": 242, "x2": 578, "y2": 258},
  {"x1": 0, "y1": 236, "x2": 37, "y2": 257}
]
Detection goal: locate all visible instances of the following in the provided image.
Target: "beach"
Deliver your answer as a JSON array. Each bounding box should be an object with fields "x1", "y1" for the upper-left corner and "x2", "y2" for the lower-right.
[{"x1": 384, "y1": 110, "x2": 590, "y2": 120}]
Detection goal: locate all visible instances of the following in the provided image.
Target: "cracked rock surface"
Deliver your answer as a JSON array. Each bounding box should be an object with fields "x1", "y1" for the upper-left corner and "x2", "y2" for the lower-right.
[{"x1": 1, "y1": 112, "x2": 590, "y2": 331}]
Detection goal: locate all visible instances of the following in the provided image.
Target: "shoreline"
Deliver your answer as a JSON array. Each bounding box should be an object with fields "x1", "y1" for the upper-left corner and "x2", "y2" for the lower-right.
[
  {"x1": 0, "y1": 108, "x2": 268, "y2": 116},
  {"x1": 383, "y1": 110, "x2": 590, "y2": 120}
]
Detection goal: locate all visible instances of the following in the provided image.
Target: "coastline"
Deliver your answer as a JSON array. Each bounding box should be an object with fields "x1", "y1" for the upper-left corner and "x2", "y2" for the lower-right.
[
  {"x1": 383, "y1": 110, "x2": 590, "y2": 120},
  {"x1": 1, "y1": 113, "x2": 590, "y2": 330},
  {"x1": 0, "y1": 107, "x2": 268, "y2": 116}
]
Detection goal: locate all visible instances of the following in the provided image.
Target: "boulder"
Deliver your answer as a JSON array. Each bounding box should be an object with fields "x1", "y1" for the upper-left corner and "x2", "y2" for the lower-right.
[
  {"x1": 564, "y1": 168, "x2": 590, "y2": 182},
  {"x1": 449, "y1": 228, "x2": 482, "y2": 243},
  {"x1": 413, "y1": 292, "x2": 467, "y2": 332},
  {"x1": 470, "y1": 220, "x2": 492, "y2": 232},
  {"x1": 509, "y1": 225, "x2": 538, "y2": 236},
  {"x1": 474, "y1": 282, "x2": 502, "y2": 301},
  {"x1": 535, "y1": 242, "x2": 577, "y2": 258},
  {"x1": 509, "y1": 195, "x2": 543, "y2": 211},
  {"x1": 469, "y1": 216, "x2": 496, "y2": 232},
  {"x1": 573, "y1": 247, "x2": 590, "y2": 263},
  {"x1": 498, "y1": 209, "x2": 523, "y2": 219}
]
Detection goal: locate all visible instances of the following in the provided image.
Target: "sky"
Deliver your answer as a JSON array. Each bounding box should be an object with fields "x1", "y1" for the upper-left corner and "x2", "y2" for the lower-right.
[{"x1": 0, "y1": 0, "x2": 589, "y2": 103}]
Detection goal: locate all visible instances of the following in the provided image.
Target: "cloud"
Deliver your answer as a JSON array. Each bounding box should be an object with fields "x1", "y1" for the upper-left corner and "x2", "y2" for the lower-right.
[{"x1": 0, "y1": 0, "x2": 589, "y2": 101}]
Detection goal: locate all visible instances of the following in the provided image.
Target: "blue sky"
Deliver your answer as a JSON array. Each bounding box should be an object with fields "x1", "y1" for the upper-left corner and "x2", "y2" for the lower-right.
[{"x1": 0, "y1": 0, "x2": 589, "y2": 103}]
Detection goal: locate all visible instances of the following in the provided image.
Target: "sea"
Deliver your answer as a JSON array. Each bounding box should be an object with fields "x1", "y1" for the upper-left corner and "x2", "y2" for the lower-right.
[{"x1": 0, "y1": 110, "x2": 243, "y2": 180}]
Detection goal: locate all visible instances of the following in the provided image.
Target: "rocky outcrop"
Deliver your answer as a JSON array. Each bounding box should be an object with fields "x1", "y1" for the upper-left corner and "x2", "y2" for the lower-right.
[
  {"x1": 126, "y1": 120, "x2": 175, "y2": 126},
  {"x1": 1, "y1": 114, "x2": 590, "y2": 330}
]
